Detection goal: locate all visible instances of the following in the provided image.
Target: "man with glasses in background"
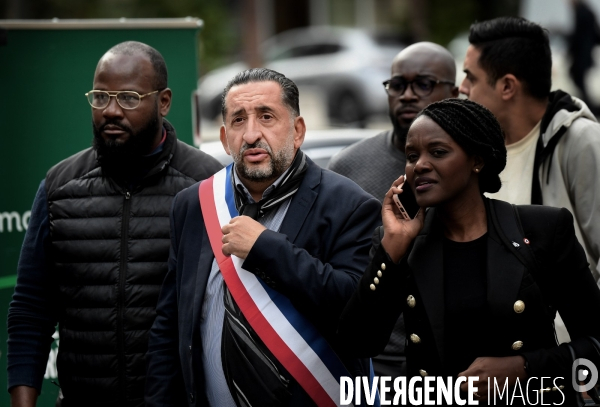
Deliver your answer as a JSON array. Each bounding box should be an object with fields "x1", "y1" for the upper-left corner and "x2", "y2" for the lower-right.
[
  {"x1": 328, "y1": 41, "x2": 458, "y2": 380},
  {"x1": 7, "y1": 41, "x2": 222, "y2": 407}
]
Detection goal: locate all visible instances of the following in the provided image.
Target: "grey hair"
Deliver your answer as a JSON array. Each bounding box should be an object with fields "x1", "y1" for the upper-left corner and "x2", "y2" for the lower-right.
[{"x1": 221, "y1": 68, "x2": 300, "y2": 119}]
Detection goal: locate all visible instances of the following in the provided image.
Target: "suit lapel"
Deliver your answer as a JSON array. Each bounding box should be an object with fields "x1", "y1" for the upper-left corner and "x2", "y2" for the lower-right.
[
  {"x1": 408, "y1": 209, "x2": 446, "y2": 364},
  {"x1": 486, "y1": 218, "x2": 526, "y2": 323},
  {"x1": 278, "y1": 159, "x2": 320, "y2": 242},
  {"x1": 190, "y1": 181, "x2": 222, "y2": 341},
  {"x1": 191, "y1": 227, "x2": 215, "y2": 337}
]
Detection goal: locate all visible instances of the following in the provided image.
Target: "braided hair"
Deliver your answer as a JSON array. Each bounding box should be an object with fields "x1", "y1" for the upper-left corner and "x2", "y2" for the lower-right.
[{"x1": 416, "y1": 98, "x2": 507, "y2": 193}]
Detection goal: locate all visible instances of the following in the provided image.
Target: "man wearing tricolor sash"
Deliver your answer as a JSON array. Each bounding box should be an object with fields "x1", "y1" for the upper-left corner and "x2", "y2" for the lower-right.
[{"x1": 145, "y1": 68, "x2": 381, "y2": 407}]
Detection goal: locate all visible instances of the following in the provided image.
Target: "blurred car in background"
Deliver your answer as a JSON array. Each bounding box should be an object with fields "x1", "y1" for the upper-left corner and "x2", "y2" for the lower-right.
[
  {"x1": 200, "y1": 128, "x2": 377, "y2": 168},
  {"x1": 197, "y1": 26, "x2": 405, "y2": 128}
]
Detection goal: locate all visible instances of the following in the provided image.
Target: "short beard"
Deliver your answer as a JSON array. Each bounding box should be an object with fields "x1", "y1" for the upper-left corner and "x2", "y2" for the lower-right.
[
  {"x1": 92, "y1": 104, "x2": 161, "y2": 177},
  {"x1": 231, "y1": 134, "x2": 296, "y2": 183},
  {"x1": 389, "y1": 109, "x2": 409, "y2": 152}
]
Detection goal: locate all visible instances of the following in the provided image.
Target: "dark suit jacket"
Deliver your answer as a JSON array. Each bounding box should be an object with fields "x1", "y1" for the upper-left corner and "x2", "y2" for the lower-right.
[
  {"x1": 145, "y1": 158, "x2": 381, "y2": 406},
  {"x1": 339, "y1": 199, "x2": 600, "y2": 404}
]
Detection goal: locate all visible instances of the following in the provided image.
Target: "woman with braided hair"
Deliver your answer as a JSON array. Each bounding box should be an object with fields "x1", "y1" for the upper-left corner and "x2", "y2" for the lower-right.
[{"x1": 339, "y1": 98, "x2": 600, "y2": 405}]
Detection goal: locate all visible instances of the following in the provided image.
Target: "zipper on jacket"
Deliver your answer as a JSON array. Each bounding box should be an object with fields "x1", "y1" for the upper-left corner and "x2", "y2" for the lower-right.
[{"x1": 117, "y1": 190, "x2": 131, "y2": 403}]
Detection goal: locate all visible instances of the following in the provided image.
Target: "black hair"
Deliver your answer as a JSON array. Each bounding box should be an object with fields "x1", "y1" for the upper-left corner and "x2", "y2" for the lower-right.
[
  {"x1": 417, "y1": 98, "x2": 507, "y2": 194},
  {"x1": 469, "y1": 17, "x2": 551, "y2": 100},
  {"x1": 107, "y1": 41, "x2": 168, "y2": 90},
  {"x1": 221, "y1": 68, "x2": 300, "y2": 119}
]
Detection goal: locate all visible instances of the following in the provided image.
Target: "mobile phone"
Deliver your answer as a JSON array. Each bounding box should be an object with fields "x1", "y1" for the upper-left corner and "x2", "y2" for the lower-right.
[
  {"x1": 393, "y1": 185, "x2": 411, "y2": 220},
  {"x1": 392, "y1": 178, "x2": 419, "y2": 220}
]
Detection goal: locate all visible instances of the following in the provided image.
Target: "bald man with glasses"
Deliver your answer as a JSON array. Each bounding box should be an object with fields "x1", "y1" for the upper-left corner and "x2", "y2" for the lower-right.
[
  {"x1": 328, "y1": 41, "x2": 458, "y2": 380},
  {"x1": 7, "y1": 41, "x2": 222, "y2": 407},
  {"x1": 329, "y1": 42, "x2": 458, "y2": 203}
]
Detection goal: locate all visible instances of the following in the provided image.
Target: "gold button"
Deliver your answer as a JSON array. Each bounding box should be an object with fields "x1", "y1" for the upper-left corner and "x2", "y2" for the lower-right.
[
  {"x1": 407, "y1": 295, "x2": 416, "y2": 308},
  {"x1": 559, "y1": 385, "x2": 564, "y2": 390},
  {"x1": 370, "y1": 284, "x2": 376, "y2": 291},
  {"x1": 419, "y1": 369, "x2": 428, "y2": 377},
  {"x1": 512, "y1": 340, "x2": 523, "y2": 350},
  {"x1": 514, "y1": 300, "x2": 525, "y2": 313},
  {"x1": 381, "y1": 263, "x2": 386, "y2": 271},
  {"x1": 374, "y1": 277, "x2": 380, "y2": 285},
  {"x1": 377, "y1": 270, "x2": 383, "y2": 278},
  {"x1": 410, "y1": 334, "x2": 421, "y2": 344}
]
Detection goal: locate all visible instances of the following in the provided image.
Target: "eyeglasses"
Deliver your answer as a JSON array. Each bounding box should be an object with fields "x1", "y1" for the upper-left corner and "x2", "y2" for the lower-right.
[
  {"x1": 85, "y1": 90, "x2": 159, "y2": 110},
  {"x1": 383, "y1": 77, "x2": 455, "y2": 98}
]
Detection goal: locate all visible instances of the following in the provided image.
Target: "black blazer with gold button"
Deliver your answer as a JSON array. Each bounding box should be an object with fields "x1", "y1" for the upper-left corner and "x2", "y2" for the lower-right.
[{"x1": 339, "y1": 198, "x2": 600, "y2": 399}]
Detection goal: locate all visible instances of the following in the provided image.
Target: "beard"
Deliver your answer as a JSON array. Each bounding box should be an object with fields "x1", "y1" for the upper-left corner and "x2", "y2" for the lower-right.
[
  {"x1": 231, "y1": 134, "x2": 296, "y2": 183},
  {"x1": 92, "y1": 105, "x2": 161, "y2": 178},
  {"x1": 389, "y1": 108, "x2": 409, "y2": 152}
]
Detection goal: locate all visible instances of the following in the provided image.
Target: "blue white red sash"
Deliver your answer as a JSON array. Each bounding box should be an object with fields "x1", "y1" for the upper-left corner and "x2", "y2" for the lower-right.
[{"x1": 199, "y1": 164, "x2": 355, "y2": 407}]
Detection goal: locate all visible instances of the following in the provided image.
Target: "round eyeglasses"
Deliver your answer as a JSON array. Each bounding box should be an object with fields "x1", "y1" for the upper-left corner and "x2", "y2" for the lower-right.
[
  {"x1": 85, "y1": 90, "x2": 159, "y2": 110},
  {"x1": 383, "y1": 77, "x2": 455, "y2": 98}
]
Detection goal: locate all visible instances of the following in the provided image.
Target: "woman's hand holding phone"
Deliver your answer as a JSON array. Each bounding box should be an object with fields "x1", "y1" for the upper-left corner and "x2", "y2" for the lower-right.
[
  {"x1": 393, "y1": 192, "x2": 411, "y2": 220},
  {"x1": 381, "y1": 174, "x2": 425, "y2": 263}
]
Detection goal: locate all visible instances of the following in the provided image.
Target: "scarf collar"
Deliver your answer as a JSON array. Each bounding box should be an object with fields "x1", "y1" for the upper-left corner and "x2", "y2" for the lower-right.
[{"x1": 232, "y1": 150, "x2": 308, "y2": 220}]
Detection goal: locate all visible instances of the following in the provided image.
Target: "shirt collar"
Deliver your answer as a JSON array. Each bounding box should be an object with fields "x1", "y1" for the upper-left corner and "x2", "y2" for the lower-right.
[
  {"x1": 233, "y1": 163, "x2": 293, "y2": 203},
  {"x1": 145, "y1": 127, "x2": 167, "y2": 157}
]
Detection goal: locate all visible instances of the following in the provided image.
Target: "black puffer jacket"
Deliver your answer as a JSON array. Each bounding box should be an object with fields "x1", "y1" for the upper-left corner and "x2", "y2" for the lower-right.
[{"x1": 45, "y1": 121, "x2": 222, "y2": 407}]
